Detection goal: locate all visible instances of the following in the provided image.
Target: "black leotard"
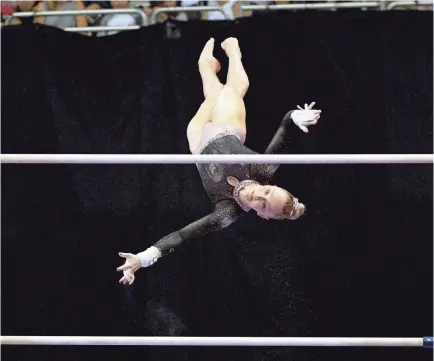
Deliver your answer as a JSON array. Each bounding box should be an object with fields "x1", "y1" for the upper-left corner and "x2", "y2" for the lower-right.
[{"x1": 154, "y1": 110, "x2": 295, "y2": 255}]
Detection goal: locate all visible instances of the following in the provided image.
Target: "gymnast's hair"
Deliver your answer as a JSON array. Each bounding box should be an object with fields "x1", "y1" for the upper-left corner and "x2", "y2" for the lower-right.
[{"x1": 281, "y1": 190, "x2": 305, "y2": 220}]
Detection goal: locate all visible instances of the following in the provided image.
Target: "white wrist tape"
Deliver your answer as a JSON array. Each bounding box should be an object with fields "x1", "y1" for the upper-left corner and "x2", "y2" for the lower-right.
[{"x1": 137, "y1": 246, "x2": 162, "y2": 268}]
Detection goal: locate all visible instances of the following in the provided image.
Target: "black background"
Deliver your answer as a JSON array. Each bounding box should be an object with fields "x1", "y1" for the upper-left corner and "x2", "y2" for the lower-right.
[{"x1": 2, "y1": 11, "x2": 432, "y2": 361}]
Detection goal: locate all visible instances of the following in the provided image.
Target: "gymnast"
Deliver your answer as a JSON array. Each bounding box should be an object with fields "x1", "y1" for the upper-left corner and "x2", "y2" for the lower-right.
[{"x1": 117, "y1": 37, "x2": 321, "y2": 285}]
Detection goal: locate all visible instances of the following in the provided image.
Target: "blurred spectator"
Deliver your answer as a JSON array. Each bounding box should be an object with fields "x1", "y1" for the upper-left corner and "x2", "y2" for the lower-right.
[
  {"x1": 2, "y1": 0, "x2": 431, "y2": 30},
  {"x1": 1, "y1": 1, "x2": 39, "y2": 25},
  {"x1": 83, "y1": 0, "x2": 111, "y2": 11},
  {"x1": 179, "y1": 0, "x2": 205, "y2": 20},
  {"x1": 1, "y1": 1, "x2": 15, "y2": 19},
  {"x1": 129, "y1": 1, "x2": 152, "y2": 22},
  {"x1": 98, "y1": 0, "x2": 143, "y2": 36},
  {"x1": 163, "y1": 1, "x2": 188, "y2": 20},
  {"x1": 245, "y1": 0, "x2": 276, "y2": 17},
  {"x1": 82, "y1": 1, "x2": 111, "y2": 25},
  {"x1": 150, "y1": 1, "x2": 188, "y2": 23},
  {"x1": 33, "y1": 1, "x2": 88, "y2": 28},
  {"x1": 1, "y1": 1, "x2": 17, "y2": 24},
  {"x1": 205, "y1": 0, "x2": 242, "y2": 20},
  {"x1": 15, "y1": 0, "x2": 38, "y2": 23},
  {"x1": 130, "y1": 0, "x2": 151, "y2": 10},
  {"x1": 181, "y1": 0, "x2": 202, "y2": 5},
  {"x1": 401, "y1": 3, "x2": 433, "y2": 11},
  {"x1": 229, "y1": 0, "x2": 278, "y2": 17}
]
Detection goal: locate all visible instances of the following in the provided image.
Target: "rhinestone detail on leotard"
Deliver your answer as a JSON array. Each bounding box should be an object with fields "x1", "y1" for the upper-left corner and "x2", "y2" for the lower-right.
[
  {"x1": 198, "y1": 130, "x2": 241, "y2": 154},
  {"x1": 232, "y1": 179, "x2": 260, "y2": 212}
]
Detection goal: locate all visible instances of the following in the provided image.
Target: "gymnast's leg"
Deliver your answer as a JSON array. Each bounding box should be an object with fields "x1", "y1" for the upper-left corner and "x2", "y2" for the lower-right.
[
  {"x1": 187, "y1": 38, "x2": 224, "y2": 153},
  {"x1": 210, "y1": 38, "x2": 249, "y2": 135},
  {"x1": 198, "y1": 38, "x2": 223, "y2": 100}
]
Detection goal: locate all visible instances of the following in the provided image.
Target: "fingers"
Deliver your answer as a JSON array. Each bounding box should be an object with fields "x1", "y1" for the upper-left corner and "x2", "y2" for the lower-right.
[
  {"x1": 128, "y1": 274, "x2": 135, "y2": 286},
  {"x1": 119, "y1": 272, "x2": 135, "y2": 285},
  {"x1": 301, "y1": 114, "x2": 320, "y2": 123},
  {"x1": 300, "y1": 125, "x2": 309, "y2": 133},
  {"x1": 119, "y1": 252, "x2": 134, "y2": 259},
  {"x1": 117, "y1": 263, "x2": 129, "y2": 272},
  {"x1": 297, "y1": 102, "x2": 318, "y2": 111},
  {"x1": 119, "y1": 277, "x2": 132, "y2": 285},
  {"x1": 306, "y1": 117, "x2": 319, "y2": 124},
  {"x1": 306, "y1": 111, "x2": 321, "y2": 119},
  {"x1": 118, "y1": 253, "x2": 137, "y2": 285},
  {"x1": 296, "y1": 102, "x2": 318, "y2": 109}
]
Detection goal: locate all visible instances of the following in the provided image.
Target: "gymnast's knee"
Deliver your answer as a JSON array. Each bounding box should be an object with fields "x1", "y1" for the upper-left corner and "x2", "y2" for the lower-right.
[
  {"x1": 217, "y1": 85, "x2": 243, "y2": 103},
  {"x1": 226, "y1": 78, "x2": 249, "y2": 98},
  {"x1": 214, "y1": 86, "x2": 246, "y2": 114}
]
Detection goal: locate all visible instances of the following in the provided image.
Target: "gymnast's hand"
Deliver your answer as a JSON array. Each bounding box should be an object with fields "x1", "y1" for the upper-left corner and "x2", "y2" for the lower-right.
[
  {"x1": 291, "y1": 101, "x2": 322, "y2": 133},
  {"x1": 117, "y1": 252, "x2": 141, "y2": 285}
]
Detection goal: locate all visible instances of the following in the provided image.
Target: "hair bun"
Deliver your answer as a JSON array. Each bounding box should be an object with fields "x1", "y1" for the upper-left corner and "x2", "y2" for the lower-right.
[{"x1": 289, "y1": 202, "x2": 306, "y2": 220}]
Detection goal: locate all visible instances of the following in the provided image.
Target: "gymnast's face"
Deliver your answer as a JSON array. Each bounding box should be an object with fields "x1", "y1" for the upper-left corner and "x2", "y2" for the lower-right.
[{"x1": 246, "y1": 184, "x2": 291, "y2": 220}]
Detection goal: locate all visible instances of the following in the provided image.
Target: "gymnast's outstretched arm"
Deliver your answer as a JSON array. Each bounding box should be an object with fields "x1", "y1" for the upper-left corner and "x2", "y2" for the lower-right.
[
  {"x1": 153, "y1": 200, "x2": 243, "y2": 255},
  {"x1": 117, "y1": 200, "x2": 244, "y2": 285}
]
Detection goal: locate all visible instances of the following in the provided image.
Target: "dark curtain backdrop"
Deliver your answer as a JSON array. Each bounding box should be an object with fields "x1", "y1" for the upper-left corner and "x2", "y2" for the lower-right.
[{"x1": 1, "y1": 11, "x2": 432, "y2": 361}]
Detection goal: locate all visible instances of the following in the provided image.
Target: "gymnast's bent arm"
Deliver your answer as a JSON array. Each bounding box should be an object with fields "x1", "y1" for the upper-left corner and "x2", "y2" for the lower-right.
[
  {"x1": 252, "y1": 102, "x2": 322, "y2": 183},
  {"x1": 265, "y1": 102, "x2": 322, "y2": 154},
  {"x1": 117, "y1": 200, "x2": 244, "y2": 285}
]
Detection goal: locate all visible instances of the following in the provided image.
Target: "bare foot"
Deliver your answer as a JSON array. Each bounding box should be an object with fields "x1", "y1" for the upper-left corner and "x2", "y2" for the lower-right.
[
  {"x1": 221, "y1": 37, "x2": 242, "y2": 58},
  {"x1": 198, "y1": 38, "x2": 221, "y2": 73}
]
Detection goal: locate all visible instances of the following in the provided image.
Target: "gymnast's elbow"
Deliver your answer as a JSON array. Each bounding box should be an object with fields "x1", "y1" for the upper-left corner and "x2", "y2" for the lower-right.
[{"x1": 217, "y1": 214, "x2": 240, "y2": 229}]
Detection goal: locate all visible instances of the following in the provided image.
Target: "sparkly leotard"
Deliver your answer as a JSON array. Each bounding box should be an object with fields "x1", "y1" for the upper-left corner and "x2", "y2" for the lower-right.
[{"x1": 154, "y1": 110, "x2": 295, "y2": 255}]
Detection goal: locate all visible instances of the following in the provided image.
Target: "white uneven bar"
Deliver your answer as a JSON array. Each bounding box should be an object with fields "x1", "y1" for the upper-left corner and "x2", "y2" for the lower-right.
[
  {"x1": 0, "y1": 336, "x2": 424, "y2": 347},
  {"x1": 0, "y1": 154, "x2": 433, "y2": 164}
]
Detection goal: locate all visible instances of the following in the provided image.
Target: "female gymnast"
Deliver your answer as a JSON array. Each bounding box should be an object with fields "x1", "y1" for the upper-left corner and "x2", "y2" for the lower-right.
[{"x1": 117, "y1": 37, "x2": 321, "y2": 285}]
